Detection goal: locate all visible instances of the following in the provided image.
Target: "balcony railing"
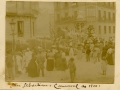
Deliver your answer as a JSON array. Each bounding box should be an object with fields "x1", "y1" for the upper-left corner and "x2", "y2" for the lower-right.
[
  {"x1": 98, "y1": 18, "x2": 115, "y2": 23},
  {"x1": 55, "y1": 15, "x2": 86, "y2": 24}
]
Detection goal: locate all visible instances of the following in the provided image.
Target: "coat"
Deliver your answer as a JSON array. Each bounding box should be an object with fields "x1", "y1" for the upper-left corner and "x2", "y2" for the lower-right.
[
  {"x1": 68, "y1": 61, "x2": 76, "y2": 72},
  {"x1": 36, "y1": 53, "x2": 45, "y2": 69},
  {"x1": 27, "y1": 56, "x2": 39, "y2": 77},
  {"x1": 59, "y1": 58, "x2": 67, "y2": 71}
]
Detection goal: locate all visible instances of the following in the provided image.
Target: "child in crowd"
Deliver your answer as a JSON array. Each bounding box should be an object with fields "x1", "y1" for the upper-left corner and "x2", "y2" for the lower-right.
[{"x1": 68, "y1": 58, "x2": 76, "y2": 83}]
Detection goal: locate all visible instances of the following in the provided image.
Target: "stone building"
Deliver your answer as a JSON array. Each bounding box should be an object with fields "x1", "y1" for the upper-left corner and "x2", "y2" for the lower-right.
[
  {"x1": 54, "y1": 2, "x2": 115, "y2": 40},
  {"x1": 6, "y1": 1, "x2": 39, "y2": 41}
]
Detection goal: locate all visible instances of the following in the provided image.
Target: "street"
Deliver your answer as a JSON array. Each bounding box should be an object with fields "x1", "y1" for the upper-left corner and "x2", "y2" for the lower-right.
[{"x1": 13, "y1": 53, "x2": 114, "y2": 84}]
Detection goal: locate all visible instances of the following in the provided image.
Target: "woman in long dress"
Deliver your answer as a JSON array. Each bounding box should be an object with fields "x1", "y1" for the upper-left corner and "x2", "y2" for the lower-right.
[
  {"x1": 16, "y1": 52, "x2": 22, "y2": 75},
  {"x1": 25, "y1": 48, "x2": 33, "y2": 72},
  {"x1": 54, "y1": 50, "x2": 62, "y2": 70},
  {"x1": 59, "y1": 50, "x2": 67, "y2": 80},
  {"x1": 106, "y1": 46, "x2": 114, "y2": 65},
  {"x1": 27, "y1": 53, "x2": 39, "y2": 78},
  {"x1": 101, "y1": 47, "x2": 107, "y2": 75},
  {"x1": 46, "y1": 50, "x2": 55, "y2": 76}
]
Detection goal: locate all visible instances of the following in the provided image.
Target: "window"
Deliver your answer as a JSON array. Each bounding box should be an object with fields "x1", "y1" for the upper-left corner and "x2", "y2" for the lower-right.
[
  {"x1": 33, "y1": 22, "x2": 34, "y2": 37},
  {"x1": 104, "y1": 26, "x2": 106, "y2": 34},
  {"x1": 113, "y1": 2, "x2": 115, "y2": 7},
  {"x1": 109, "y1": 26, "x2": 111, "y2": 34},
  {"x1": 56, "y1": 2, "x2": 60, "y2": 9},
  {"x1": 104, "y1": 11, "x2": 106, "y2": 20},
  {"x1": 113, "y1": 13, "x2": 115, "y2": 21},
  {"x1": 108, "y1": 12, "x2": 111, "y2": 20},
  {"x1": 108, "y1": 2, "x2": 110, "y2": 6},
  {"x1": 99, "y1": 26, "x2": 101, "y2": 34},
  {"x1": 64, "y1": 2, "x2": 68, "y2": 7},
  {"x1": 98, "y1": 10, "x2": 101, "y2": 20},
  {"x1": 113, "y1": 26, "x2": 115, "y2": 33},
  {"x1": 110, "y1": 2, "x2": 112, "y2": 7},
  {"x1": 17, "y1": 21, "x2": 24, "y2": 37}
]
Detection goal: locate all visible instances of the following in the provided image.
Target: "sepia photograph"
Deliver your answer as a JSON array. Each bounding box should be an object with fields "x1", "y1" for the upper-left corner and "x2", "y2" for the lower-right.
[{"x1": 5, "y1": 1, "x2": 115, "y2": 84}]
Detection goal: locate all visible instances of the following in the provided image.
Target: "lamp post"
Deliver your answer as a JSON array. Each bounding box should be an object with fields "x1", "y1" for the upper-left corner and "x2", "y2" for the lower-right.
[
  {"x1": 10, "y1": 19, "x2": 17, "y2": 76},
  {"x1": 10, "y1": 19, "x2": 16, "y2": 51}
]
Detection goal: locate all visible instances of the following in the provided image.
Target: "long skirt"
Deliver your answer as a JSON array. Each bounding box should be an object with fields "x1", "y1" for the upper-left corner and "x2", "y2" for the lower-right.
[
  {"x1": 27, "y1": 60, "x2": 39, "y2": 77},
  {"x1": 46, "y1": 59, "x2": 54, "y2": 71},
  {"x1": 107, "y1": 54, "x2": 114, "y2": 65},
  {"x1": 55, "y1": 58, "x2": 61, "y2": 69}
]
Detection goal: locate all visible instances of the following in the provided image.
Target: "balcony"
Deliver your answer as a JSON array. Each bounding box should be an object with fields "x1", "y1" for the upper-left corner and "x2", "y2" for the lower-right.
[
  {"x1": 55, "y1": 15, "x2": 86, "y2": 24},
  {"x1": 97, "y1": 2, "x2": 115, "y2": 9},
  {"x1": 97, "y1": 18, "x2": 115, "y2": 23}
]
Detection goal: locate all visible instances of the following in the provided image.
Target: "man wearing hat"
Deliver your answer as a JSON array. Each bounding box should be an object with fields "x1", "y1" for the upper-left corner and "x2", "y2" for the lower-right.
[{"x1": 36, "y1": 49, "x2": 45, "y2": 77}]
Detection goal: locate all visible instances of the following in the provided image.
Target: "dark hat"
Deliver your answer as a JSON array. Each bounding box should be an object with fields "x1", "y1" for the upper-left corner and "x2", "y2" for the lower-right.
[{"x1": 70, "y1": 58, "x2": 74, "y2": 62}]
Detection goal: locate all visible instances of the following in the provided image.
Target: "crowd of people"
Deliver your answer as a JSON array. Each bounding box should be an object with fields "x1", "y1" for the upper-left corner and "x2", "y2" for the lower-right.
[{"x1": 6, "y1": 37, "x2": 115, "y2": 82}]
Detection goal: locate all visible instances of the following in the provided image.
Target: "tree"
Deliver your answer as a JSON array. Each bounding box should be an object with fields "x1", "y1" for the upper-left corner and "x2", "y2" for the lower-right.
[{"x1": 49, "y1": 22, "x2": 56, "y2": 39}]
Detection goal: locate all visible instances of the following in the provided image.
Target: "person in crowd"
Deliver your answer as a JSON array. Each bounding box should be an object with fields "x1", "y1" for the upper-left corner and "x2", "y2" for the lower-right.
[
  {"x1": 25, "y1": 48, "x2": 33, "y2": 73},
  {"x1": 93, "y1": 46, "x2": 98, "y2": 63},
  {"x1": 106, "y1": 46, "x2": 114, "y2": 65},
  {"x1": 46, "y1": 50, "x2": 55, "y2": 76},
  {"x1": 90, "y1": 42, "x2": 94, "y2": 57},
  {"x1": 95, "y1": 45, "x2": 101, "y2": 62},
  {"x1": 77, "y1": 42, "x2": 82, "y2": 60},
  {"x1": 16, "y1": 51, "x2": 22, "y2": 75},
  {"x1": 99, "y1": 42, "x2": 104, "y2": 55},
  {"x1": 101, "y1": 47, "x2": 108, "y2": 75},
  {"x1": 21, "y1": 50, "x2": 26, "y2": 71},
  {"x1": 27, "y1": 53, "x2": 39, "y2": 78},
  {"x1": 68, "y1": 58, "x2": 76, "y2": 83},
  {"x1": 69, "y1": 45, "x2": 74, "y2": 58},
  {"x1": 59, "y1": 50, "x2": 67, "y2": 80},
  {"x1": 52, "y1": 45, "x2": 57, "y2": 55},
  {"x1": 54, "y1": 49, "x2": 62, "y2": 70},
  {"x1": 6, "y1": 50, "x2": 14, "y2": 80},
  {"x1": 36, "y1": 49, "x2": 45, "y2": 77},
  {"x1": 86, "y1": 46, "x2": 91, "y2": 62},
  {"x1": 112, "y1": 46, "x2": 115, "y2": 65}
]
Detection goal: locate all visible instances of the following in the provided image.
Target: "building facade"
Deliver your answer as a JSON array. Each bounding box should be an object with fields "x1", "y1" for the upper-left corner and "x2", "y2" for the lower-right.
[
  {"x1": 54, "y1": 2, "x2": 115, "y2": 40},
  {"x1": 6, "y1": 1, "x2": 39, "y2": 41}
]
